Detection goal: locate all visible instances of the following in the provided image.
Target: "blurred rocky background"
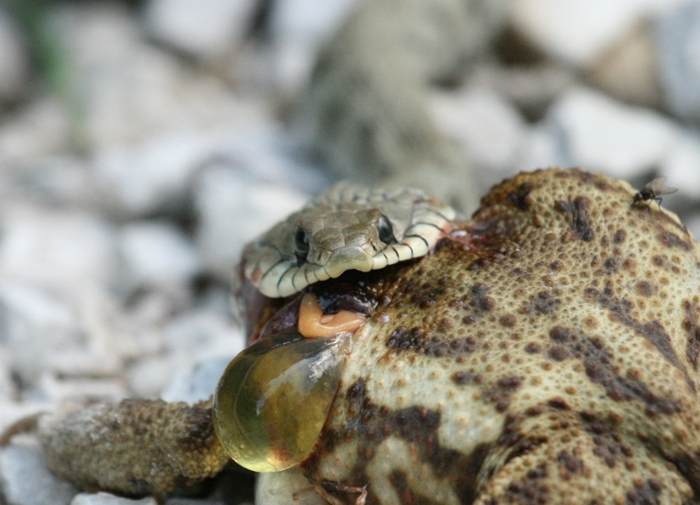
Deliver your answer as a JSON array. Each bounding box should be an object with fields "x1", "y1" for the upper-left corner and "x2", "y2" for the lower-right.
[{"x1": 2, "y1": 0, "x2": 700, "y2": 504}]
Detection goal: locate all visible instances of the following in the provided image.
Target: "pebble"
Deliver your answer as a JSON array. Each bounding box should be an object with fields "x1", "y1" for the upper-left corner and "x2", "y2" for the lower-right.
[
  {"x1": 161, "y1": 356, "x2": 235, "y2": 404},
  {"x1": 429, "y1": 86, "x2": 526, "y2": 180},
  {"x1": 0, "y1": 280, "x2": 123, "y2": 388},
  {"x1": 51, "y1": 3, "x2": 270, "y2": 151},
  {"x1": 268, "y1": 0, "x2": 359, "y2": 95},
  {"x1": 0, "y1": 7, "x2": 29, "y2": 104},
  {"x1": 71, "y1": 492, "x2": 156, "y2": 505},
  {"x1": 0, "y1": 97, "x2": 71, "y2": 165},
  {"x1": 0, "y1": 444, "x2": 78, "y2": 505},
  {"x1": 118, "y1": 221, "x2": 199, "y2": 291},
  {"x1": 144, "y1": 0, "x2": 258, "y2": 61},
  {"x1": 545, "y1": 87, "x2": 676, "y2": 178},
  {"x1": 194, "y1": 166, "x2": 310, "y2": 281},
  {"x1": 0, "y1": 205, "x2": 118, "y2": 291},
  {"x1": 661, "y1": 131, "x2": 700, "y2": 199},
  {"x1": 656, "y1": 1, "x2": 700, "y2": 123},
  {"x1": 511, "y1": 0, "x2": 688, "y2": 68}
]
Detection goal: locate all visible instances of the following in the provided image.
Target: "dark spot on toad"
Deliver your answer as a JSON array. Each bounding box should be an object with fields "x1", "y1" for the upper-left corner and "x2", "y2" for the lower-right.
[
  {"x1": 386, "y1": 326, "x2": 477, "y2": 357},
  {"x1": 547, "y1": 397, "x2": 570, "y2": 410},
  {"x1": 497, "y1": 376, "x2": 524, "y2": 390},
  {"x1": 548, "y1": 345, "x2": 569, "y2": 361},
  {"x1": 555, "y1": 196, "x2": 595, "y2": 242},
  {"x1": 557, "y1": 451, "x2": 583, "y2": 474},
  {"x1": 635, "y1": 281, "x2": 656, "y2": 297},
  {"x1": 656, "y1": 231, "x2": 691, "y2": 251},
  {"x1": 684, "y1": 302, "x2": 700, "y2": 370},
  {"x1": 499, "y1": 314, "x2": 517, "y2": 327},
  {"x1": 504, "y1": 464, "x2": 549, "y2": 504},
  {"x1": 613, "y1": 230, "x2": 626, "y2": 244},
  {"x1": 507, "y1": 182, "x2": 534, "y2": 211},
  {"x1": 528, "y1": 291, "x2": 560, "y2": 315},
  {"x1": 452, "y1": 371, "x2": 473, "y2": 385},
  {"x1": 588, "y1": 287, "x2": 695, "y2": 393},
  {"x1": 603, "y1": 258, "x2": 618, "y2": 274},
  {"x1": 525, "y1": 342, "x2": 541, "y2": 354},
  {"x1": 548, "y1": 326, "x2": 683, "y2": 415},
  {"x1": 625, "y1": 479, "x2": 662, "y2": 505}
]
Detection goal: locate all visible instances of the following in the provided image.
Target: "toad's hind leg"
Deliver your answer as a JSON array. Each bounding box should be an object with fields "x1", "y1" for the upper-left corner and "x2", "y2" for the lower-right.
[{"x1": 473, "y1": 417, "x2": 692, "y2": 505}]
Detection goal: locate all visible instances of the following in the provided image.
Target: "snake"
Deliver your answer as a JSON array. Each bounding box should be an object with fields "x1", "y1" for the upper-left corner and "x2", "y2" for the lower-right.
[{"x1": 241, "y1": 182, "x2": 457, "y2": 298}]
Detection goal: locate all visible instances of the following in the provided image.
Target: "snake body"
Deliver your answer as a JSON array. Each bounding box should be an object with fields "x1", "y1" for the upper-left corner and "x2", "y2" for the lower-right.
[{"x1": 242, "y1": 183, "x2": 457, "y2": 298}]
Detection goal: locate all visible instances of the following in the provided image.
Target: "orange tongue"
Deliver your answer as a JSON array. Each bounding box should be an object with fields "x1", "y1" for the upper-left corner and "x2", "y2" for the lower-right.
[{"x1": 298, "y1": 293, "x2": 367, "y2": 338}]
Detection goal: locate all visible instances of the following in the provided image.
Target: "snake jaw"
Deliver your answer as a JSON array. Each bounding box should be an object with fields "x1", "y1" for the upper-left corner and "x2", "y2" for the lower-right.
[{"x1": 242, "y1": 183, "x2": 458, "y2": 298}]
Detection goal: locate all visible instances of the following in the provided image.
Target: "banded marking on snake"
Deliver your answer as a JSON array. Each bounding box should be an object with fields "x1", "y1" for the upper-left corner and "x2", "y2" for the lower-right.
[{"x1": 242, "y1": 182, "x2": 457, "y2": 298}]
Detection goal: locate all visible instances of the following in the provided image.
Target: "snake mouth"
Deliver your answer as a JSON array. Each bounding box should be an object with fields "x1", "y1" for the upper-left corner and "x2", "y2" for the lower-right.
[
  {"x1": 323, "y1": 247, "x2": 375, "y2": 278},
  {"x1": 248, "y1": 272, "x2": 380, "y2": 345}
]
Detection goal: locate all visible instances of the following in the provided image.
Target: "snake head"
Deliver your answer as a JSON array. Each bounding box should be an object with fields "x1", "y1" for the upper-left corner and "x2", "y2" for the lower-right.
[{"x1": 241, "y1": 182, "x2": 456, "y2": 298}]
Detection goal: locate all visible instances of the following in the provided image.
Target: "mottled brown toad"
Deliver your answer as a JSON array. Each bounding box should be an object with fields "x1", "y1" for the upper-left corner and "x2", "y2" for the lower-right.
[{"x1": 23, "y1": 168, "x2": 700, "y2": 504}]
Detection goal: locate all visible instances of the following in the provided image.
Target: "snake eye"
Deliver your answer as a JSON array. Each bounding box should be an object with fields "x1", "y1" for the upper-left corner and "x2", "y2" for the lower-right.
[
  {"x1": 294, "y1": 228, "x2": 310, "y2": 263},
  {"x1": 377, "y1": 215, "x2": 396, "y2": 244}
]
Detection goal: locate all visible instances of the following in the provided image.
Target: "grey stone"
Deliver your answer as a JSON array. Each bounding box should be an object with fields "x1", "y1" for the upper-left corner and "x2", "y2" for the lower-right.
[
  {"x1": 429, "y1": 86, "x2": 526, "y2": 174},
  {"x1": 161, "y1": 355, "x2": 235, "y2": 404},
  {"x1": 50, "y1": 3, "x2": 270, "y2": 153},
  {"x1": 71, "y1": 492, "x2": 156, "y2": 505},
  {"x1": 657, "y1": 1, "x2": 700, "y2": 122},
  {"x1": 546, "y1": 87, "x2": 677, "y2": 178},
  {"x1": 0, "y1": 205, "x2": 118, "y2": 291},
  {"x1": 144, "y1": 0, "x2": 258, "y2": 60},
  {"x1": 0, "y1": 8, "x2": 29, "y2": 104},
  {"x1": 0, "y1": 444, "x2": 78, "y2": 505},
  {"x1": 118, "y1": 221, "x2": 199, "y2": 291},
  {"x1": 194, "y1": 167, "x2": 310, "y2": 281},
  {"x1": 256, "y1": 468, "x2": 325, "y2": 505},
  {"x1": 269, "y1": 0, "x2": 358, "y2": 95},
  {"x1": 661, "y1": 130, "x2": 700, "y2": 199},
  {"x1": 0, "y1": 97, "x2": 71, "y2": 165},
  {"x1": 0, "y1": 280, "x2": 124, "y2": 388},
  {"x1": 512, "y1": 0, "x2": 687, "y2": 68}
]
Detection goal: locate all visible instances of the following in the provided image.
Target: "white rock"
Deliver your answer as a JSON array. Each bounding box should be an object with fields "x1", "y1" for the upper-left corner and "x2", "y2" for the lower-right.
[
  {"x1": 0, "y1": 97, "x2": 71, "y2": 165},
  {"x1": 661, "y1": 131, "x2": 700, "y2": 199},
  {"x1": 118, "y1": 221, "x2": 199, "y2": 290},
  {"x1": 161, "y1": 355, "x2": 235, "y2": 404},
  {"x1": 256, "y1": 468, "x2": 324, "y2": 505},
  {"x1": 163, "y1": 310, "x2": 244, "y2": 361},
  {"x1": 0, "y1": 281, "x2": 124, "y2": 387},
  {"x1": 194, "y1": 167, "x2": 310, "y2": 281},
  {"x1": 33, "y1": 374, "x2": 127, "y2": 405},
  {"x1": 0, "y1": 401, "x2": 50, "y2": 437},
  {"x1": 0, "y1": 444, "x2": 78, "y2": 505},
  {"x1": 71, "y1": 492, "x2": 156, "y2": 505},
  {"x1": 686, "y1": 214, "x2": 700, "y2": 241},
  {"x1": 0, "y1": 8, "x2": 29, "y2": 103},
  {"x1": 0, "y1": 205, "x2": 118, "y2": 291},
  {"x1": 126, "y1": 355, "x2": 184, "y2": 399},
  {"x1": 50, "y1": 3, "x2": 272, "y2": 151},
  {"x1": 269, "y1": 0, "x2": 359, "y2": 95},
  {"x1": 93, "y1": 124, "x2": 301, "y2": 217},
  {"x1": 511, "y1": 0, "x2": 689, "y2": 67},
  {"x1": 513, "y1": 125, "x2": 565, "y2": 176},
  {"x1": 546, "y1": 87, "x2": 677, "y2": 178},
  {"x1": 144, "y1": 0, "x2": 258, "y2": 60},
  {"x1": 430, "y1": 87, "x2": 526, "y2": 174},
  {"x1": 656, "y1": 1, "x2": 700, "y2": 122}
]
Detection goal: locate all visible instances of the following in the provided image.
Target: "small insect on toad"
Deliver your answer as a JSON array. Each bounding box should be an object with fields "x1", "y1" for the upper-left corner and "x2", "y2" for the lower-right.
[{"x1": 632, "y1": 176, "x2": 678, "y2": 208}]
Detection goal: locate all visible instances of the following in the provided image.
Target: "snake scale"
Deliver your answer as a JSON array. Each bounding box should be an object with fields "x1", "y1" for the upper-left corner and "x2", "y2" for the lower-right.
[{"x1": 241, "y1": 182, "x2": 458, "y2": 298}]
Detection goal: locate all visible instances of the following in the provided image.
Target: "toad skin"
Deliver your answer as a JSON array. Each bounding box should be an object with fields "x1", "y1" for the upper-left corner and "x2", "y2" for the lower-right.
[{"x1": 32, "y1": 169, "x2": 700, "y2": 504}]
